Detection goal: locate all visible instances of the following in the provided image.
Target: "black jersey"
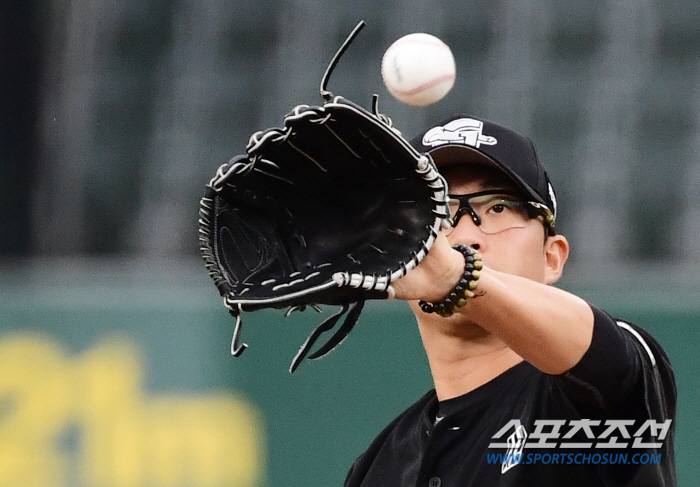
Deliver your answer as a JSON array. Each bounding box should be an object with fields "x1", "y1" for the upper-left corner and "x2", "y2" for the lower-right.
[{"x1": 344, "y1": 306, "x2": 676, "y2": 487}]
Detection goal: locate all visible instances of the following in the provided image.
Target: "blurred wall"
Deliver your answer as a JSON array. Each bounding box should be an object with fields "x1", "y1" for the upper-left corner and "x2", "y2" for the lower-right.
[
  {"x1": 0, "y1": 263, "x2": 698, "y2": 487},
  {"x1": 0, "y1": 0, "x2": 697, "y2": 268}
]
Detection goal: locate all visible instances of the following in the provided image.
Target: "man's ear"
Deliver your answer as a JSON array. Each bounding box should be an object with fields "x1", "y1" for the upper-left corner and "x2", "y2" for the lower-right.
[{"x1": 544, "y1": 234, "x2": 569, "y2": 285}]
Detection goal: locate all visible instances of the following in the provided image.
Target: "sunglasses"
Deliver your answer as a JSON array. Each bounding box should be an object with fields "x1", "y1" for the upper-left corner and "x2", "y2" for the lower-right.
[{"x1": 445, "y1": 190, "x2": 555, "y2": 235}]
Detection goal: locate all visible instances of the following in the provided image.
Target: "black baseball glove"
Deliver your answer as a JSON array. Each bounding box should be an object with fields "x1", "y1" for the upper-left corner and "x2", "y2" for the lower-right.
[{"x1": 199, "y1": 23, "x2": 448, "y2": 372}]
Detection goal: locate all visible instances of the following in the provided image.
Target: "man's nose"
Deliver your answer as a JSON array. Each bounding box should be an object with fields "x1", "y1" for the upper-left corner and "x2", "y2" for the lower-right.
[{"x1": 448, "y1": 216, "x2": 486, "y2": 252}]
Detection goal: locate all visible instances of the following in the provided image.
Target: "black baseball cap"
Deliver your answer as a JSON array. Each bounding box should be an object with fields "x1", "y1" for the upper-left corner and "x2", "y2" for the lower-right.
[{"x1": 411, "y1": 114, "x2": 558, "y2": 226}]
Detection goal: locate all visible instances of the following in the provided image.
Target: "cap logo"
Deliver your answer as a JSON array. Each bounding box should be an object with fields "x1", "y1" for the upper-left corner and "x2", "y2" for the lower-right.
[{"x1": 422, "y1": 118, "x2": 498, "y2": 149}]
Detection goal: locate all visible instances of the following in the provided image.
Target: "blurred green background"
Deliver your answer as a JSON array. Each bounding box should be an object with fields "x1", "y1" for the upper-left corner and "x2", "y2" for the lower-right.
[
  {"x1": 0, "y1": 264, "x2": 697, "y2": 486},
  {"x1": 2, "y1": 0, "x2": 699, "y2": 486}
]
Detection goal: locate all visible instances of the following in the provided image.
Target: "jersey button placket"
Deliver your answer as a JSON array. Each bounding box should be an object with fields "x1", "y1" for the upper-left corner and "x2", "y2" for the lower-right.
[{"x1": 428, "y1": 476, "x2": 441, "y2": 487}]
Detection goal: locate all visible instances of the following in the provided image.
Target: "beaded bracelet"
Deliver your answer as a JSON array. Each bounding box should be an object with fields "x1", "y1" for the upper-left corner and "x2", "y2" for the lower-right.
[{"x1": 419, "y1": 244, "x2": 483, "y2": 317}]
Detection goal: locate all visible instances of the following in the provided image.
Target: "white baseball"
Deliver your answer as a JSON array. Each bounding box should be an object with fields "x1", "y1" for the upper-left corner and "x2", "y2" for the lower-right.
[{"x1": 381, "y1": 33, "x2": 456, "y2": 106}]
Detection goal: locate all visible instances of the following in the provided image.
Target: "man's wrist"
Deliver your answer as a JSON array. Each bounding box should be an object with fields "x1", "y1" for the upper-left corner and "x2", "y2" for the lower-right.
[
  {"x1": 419, "y1": 245, "x2": 483, "y2": 316},
  {"x1": 428, "y1": 247, "x2": 470, "y2": 302}
]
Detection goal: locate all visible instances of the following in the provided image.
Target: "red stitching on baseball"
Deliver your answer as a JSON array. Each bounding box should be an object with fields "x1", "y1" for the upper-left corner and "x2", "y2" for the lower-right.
[{"x1": 388, "y1": 73, "x2": 455, "y2": 96}]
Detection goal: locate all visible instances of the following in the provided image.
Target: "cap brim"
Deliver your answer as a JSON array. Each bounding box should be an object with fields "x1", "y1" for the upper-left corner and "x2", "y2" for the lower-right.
[{"x1": 428, "y1": 144, "x2": 546, "y2": 206}]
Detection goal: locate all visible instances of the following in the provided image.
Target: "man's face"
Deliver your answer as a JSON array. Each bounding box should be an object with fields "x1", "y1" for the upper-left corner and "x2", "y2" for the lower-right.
[{"x1": 442, "y1": 164, "x2": 551, "y2": 283}]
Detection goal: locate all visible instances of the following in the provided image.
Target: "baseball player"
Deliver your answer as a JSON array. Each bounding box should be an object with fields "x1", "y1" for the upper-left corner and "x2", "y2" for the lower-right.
[{"x1": 342, "y1": 114, "x2": 677, "y2": 486}]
